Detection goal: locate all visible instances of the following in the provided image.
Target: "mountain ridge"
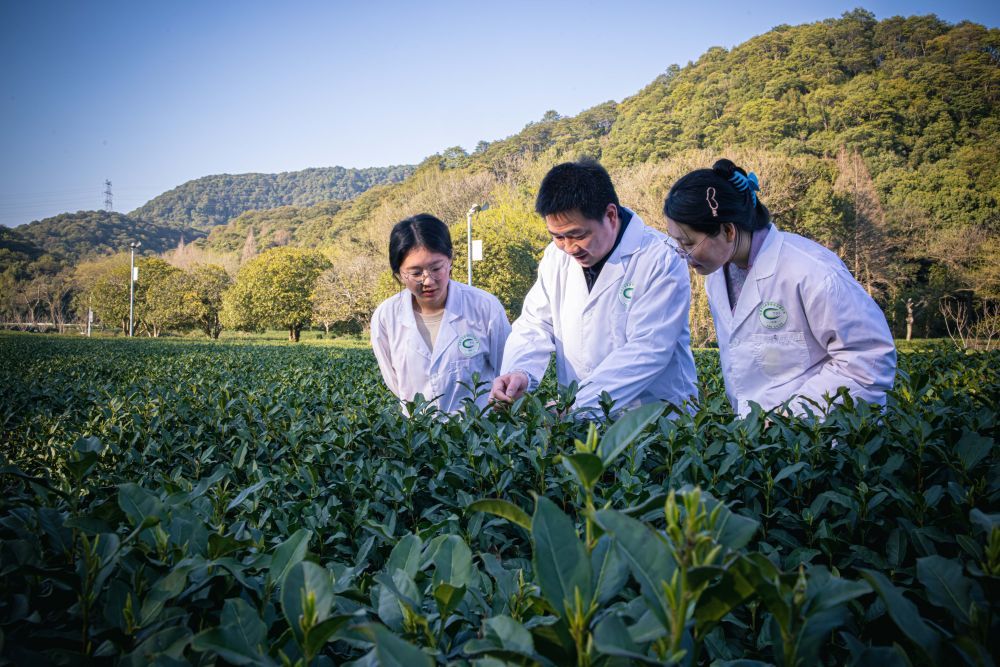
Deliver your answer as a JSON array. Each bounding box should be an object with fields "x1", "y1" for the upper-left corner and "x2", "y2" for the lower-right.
[{"x1": 128, "y1": 164, "x2": 415, "y2": 229}]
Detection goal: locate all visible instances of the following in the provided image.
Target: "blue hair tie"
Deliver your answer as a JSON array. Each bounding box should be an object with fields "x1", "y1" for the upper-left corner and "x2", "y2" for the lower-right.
[{"x1": 728, "y1": 170, "x2": 760, "y2": 207}]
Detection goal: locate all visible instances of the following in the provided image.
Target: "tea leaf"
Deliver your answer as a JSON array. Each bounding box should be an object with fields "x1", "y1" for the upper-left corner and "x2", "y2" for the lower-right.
[
  {"x1": 532, "y1": 496, "x2": 593, "y2": 618},
  {"x1": 597, "y1": 402, "x2": 665, "y2": 465},
  {"x1": 363, "y1": 623, "x2": 434, "y2": 667},
  {"x1": 916, "y1": 555, "x2": 973, "y2": 624},
  {"x1": 468, "y1": 498, "x2": 531, "y2": 532}
]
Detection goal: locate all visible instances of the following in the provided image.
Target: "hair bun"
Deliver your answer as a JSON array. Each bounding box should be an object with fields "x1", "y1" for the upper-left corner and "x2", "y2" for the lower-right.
[{"x1": 711, "y1": 158, "x2": 742, "y2": 179}]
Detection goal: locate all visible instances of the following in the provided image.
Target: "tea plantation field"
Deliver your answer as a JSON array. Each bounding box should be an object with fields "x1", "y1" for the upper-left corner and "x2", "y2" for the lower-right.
[{"x1": 0, "y1": 333, "x2": 997, "y2": 666}]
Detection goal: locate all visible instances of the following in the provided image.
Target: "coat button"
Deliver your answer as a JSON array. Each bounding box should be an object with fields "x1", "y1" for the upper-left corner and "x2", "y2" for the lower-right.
[{"x1": 732, "y1": 338, "x2": 739, "y2": 347}]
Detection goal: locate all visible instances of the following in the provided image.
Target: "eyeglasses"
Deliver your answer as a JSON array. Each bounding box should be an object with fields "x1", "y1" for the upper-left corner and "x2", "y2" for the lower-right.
[
  {"x1": 401, "y1": 262, "x2": 450, "y2": 283},
  {"x1": 671, "y1": 234, "x2": 710, "y2": 261}
]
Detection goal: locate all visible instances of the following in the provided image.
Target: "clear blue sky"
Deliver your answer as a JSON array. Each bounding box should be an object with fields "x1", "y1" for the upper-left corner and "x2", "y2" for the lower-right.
[{"x1": 1, "y1": 0, "x2": 997, "y2": 228}]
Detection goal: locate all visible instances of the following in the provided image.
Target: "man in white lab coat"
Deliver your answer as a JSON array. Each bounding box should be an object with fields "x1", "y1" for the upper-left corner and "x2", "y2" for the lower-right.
[{"x1": 489, "y1": 159, "x2": 698, "y2": 414}]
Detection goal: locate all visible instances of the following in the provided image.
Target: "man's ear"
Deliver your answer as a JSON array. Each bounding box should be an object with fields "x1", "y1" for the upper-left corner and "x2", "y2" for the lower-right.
[{"x1": 605, "y1": 203, "x2": 619, "y2": 227}]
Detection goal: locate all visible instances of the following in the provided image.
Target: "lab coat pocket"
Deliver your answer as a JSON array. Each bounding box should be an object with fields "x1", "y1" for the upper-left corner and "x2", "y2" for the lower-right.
[
  {"x1": 449, "y1": 355, "x2": 488, "y2": 391},
  {"x1": 750, "y1": 332, "x2": 809, "y2": 382}
]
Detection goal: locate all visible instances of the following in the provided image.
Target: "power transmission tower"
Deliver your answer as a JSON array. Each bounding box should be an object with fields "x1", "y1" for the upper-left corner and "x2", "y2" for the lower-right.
[{"x1": 103, "y1": 179, "x2": 113, "y2": 211}]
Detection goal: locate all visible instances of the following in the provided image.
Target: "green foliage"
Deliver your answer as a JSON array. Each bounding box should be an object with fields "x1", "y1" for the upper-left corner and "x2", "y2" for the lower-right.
[
  {"x1": 0, "y1": 335, "x2": 996, "y2": 664},
  {"x1": 310, "y1": 255, "x2": 382, "y2": 334},
  {"x1": 130, "y1": 165, "x2": 416, "y2": 229},
  {"x1": 221, "y1": 247, "x2": 331, "y2": 341},
  {"x1": 88, "y1": 255, "x2": 131, "y2": 331},
  {"x1": 449, "y1": 190, "x2": 549, "y2": 318},
  {"x1": 200, "y1": 202, "x2": 347, "y2": 255},
  {"x1": 188, "y1": 264, "x2": 232, "y2": 339},
  {"x1": 8, "y1": 210, "x2": 203, "y2": 269},
  {"x1": 134, "y1": 258, "x2": 185, "y2": 337}
]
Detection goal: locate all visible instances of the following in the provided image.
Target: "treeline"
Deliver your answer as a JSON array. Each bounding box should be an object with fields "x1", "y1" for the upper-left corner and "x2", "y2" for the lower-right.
[
  {"x1": 5, "y1": 245, "x2": 390, "y2": 341},
  {"x1": 2, "y1": 11, "x2": 997, "y2": 343},
  {"x1": 0, "y1": 212, "x2": 207, "y2": 330},
  {"x1": 129, "y1": 165, "x2": 415, "y2": 229}
]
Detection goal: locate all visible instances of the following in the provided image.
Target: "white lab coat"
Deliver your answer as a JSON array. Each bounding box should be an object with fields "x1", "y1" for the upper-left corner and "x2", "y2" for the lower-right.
[
  {"x1": 371, "y1": 280, "x2": 511, "y2": 413},
  {"x1": 706, "y1": 225, "x2": 897, "y2": 416},
  {"x1": 501, "y1": 210, "x2": 698, "y2": 413}
]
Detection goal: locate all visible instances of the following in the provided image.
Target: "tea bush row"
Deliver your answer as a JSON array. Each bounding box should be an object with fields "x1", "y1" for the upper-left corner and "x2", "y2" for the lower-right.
[{"x1": 0, "y1": 333, "x2": 996, "y2": 665}]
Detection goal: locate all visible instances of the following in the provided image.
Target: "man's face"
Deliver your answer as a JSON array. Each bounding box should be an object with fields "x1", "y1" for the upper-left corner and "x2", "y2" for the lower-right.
[{"x1": 544, "y1": 204, "x2": 620, "y2": 267}]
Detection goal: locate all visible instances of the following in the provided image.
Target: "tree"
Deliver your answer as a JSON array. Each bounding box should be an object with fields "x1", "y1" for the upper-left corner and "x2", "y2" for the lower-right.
[
  {"x1": 87, "y1": 257, "x2": 131, "y2": 333},
  {"x1": 135, "y1": 258, "x2": 185, "y2": 337},
  {"x1": 311, "y1": 255, "x2": 382, "y2": 334},
  {"x1": 240, "y1": 227, "x2": 257, "y2": 265},
  {"x1": 833, "y1": 148, "x2": 903, "y2": 302},
  {"x1": 440, "y1": 146, "x2": 470, "y2": 170},
  {"x1": 35, "y1": 270, "x2": 74, "y2": 332},
  {"x1": 143, "y1": 267, "x2": 193, "y2": 337},
  {"x1": 189, "y1": 264, "x2": 232, "y2": 339},
  {"x1": 91, "y1": 263, "x2": 129, "y2": 333},
  {"x1": 14, "y1": 278, "x2": 46, "y2": 329},
  {"x1": 221, "y1": 247, "x2": 330, "y2": 341}
]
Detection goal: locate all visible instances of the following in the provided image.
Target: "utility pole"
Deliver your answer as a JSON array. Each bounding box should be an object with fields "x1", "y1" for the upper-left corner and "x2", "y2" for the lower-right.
[
  {"x1": 466, "y1": 204, "x2": 488, "y2": 286},
  {"x1": 104, "y1": 180, "x2": 113, "y2": 211},
  {"x1": 129, "y1": 241, "x2": 140, "y2": 336}
]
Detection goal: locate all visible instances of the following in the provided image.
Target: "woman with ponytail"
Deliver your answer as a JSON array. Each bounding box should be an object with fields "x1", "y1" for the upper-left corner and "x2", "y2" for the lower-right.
[{"x1": 663, "y1": 159, "x2": 896, "y2": 417}]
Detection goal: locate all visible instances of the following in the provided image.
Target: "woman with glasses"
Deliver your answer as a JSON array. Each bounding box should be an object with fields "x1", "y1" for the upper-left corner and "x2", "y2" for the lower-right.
[
  {"x1": 663, "y1": 159, "x2": 896, "y2": 417},
  {"x1": 370, "y1": 213, "x2": 511, "y2": 413}
]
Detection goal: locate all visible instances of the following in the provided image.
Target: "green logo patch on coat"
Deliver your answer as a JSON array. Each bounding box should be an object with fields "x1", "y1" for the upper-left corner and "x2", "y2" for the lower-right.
[
  {"x1": 618, "y1": 282, "x2": 635, "y2": 307},
  {"x1": 458, "y1": 334, "x2": 480, "y2": 357},
  {"x1": 759, "y1": 302, "x2": 788, "y2": 329}
]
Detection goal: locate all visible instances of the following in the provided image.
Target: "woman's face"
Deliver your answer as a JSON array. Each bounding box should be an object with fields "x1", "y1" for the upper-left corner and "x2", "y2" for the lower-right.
[
  {"x1": 398, "y1": 246, "x2": 451, "y2": 310},
  {"x1": 665, "y1": 217, "x2": 736, "y2": 275}
]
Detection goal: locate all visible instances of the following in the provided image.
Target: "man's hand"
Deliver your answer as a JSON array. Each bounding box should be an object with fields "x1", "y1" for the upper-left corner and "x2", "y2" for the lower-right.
[{"x1": 490, "y1": 371, "x2": 529, "y2": 406}]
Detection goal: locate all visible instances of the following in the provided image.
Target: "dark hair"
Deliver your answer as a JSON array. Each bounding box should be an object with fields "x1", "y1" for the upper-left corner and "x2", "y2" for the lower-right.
[
  {"x1": 663, "y1": 158, "x2": 770, "y2": 236},
  {"x1": 388, "y1": 214, "x2": 453, "y2": 274},
  {"x1": 535, "y1": 158, "x2": 620, "y2": 221}
]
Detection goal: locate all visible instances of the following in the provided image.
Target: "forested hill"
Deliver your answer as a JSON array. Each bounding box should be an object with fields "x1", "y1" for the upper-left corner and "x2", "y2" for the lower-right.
[
  {"x1": 129, "y1": 165, "x2": 415, "y2": 229},
  {"x1": 1, "y1": 211, "x2": 203, "y2": 275},
  {"x1": 213, "y1": 10, "x2": 997, "y2": 254},
  {"x1": 469, "y1": 10, "x2": 999, "y2": 230}
]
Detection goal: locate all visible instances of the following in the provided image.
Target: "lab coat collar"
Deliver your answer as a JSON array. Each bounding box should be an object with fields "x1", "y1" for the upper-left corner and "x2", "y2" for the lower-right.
[
  {"x1": 399, "y1": 280, "x2": 464, "y2": 362},
  {"x1": 586, "y1": 209, "x2": 645, "y2": 305},
  {"x1": 728, "y1": 224, "x2": 781, "y2": 331}
]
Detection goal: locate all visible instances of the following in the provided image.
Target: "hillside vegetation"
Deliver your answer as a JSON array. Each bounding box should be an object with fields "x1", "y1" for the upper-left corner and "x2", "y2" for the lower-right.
[
  {"x1": 129, "y1": 165, "x2": 415, "y2": 229},
  {"x1": 1, "y1": 211, "x2": 203, "y2": 275}
]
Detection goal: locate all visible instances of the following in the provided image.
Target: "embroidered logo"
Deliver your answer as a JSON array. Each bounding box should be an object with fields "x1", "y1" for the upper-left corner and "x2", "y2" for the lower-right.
[
  {"x1": 759, "y1": 302, "x2": 788, "y2": 329},
  {"x1": 618, "y1": 281, "x2": 635, "y2": 307},
  {"x1": 458, "y1": 334, "x2": 480, "y2": 357}
]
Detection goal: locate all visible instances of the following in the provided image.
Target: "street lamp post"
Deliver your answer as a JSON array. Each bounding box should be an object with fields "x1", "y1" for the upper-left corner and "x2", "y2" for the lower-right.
[
  {"x1": 466, "y1": 204, "x2": 488, "y2": 286},
  {"x1": 129, "y1": 241, "x2": 141, "y2": 337}
]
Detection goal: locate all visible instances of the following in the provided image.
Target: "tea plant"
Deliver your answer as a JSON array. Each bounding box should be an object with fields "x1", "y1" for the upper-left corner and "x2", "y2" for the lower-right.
[{"x1": 0, "y1": 333, "x2": 996, "y2": 665}]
